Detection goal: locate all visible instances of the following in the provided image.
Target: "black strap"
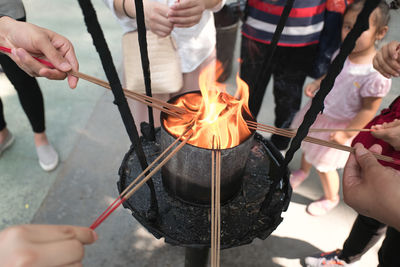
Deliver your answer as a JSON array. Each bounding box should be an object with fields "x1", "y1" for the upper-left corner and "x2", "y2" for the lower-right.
[
  {"x1": 133, "y1": 0, "x2": 155, "y2": 140},
  {"x1": 249, "y1": 0, "x2": 296, "y2": 115},
  {"x1": 77, "y1": 0, "x2": 158, "y2": 218}
]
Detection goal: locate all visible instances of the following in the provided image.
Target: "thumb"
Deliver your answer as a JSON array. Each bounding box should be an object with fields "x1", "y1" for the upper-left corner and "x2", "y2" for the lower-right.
[
  {"x1": 36, "y1": 33, "x2": 71, "y2": 72},
  {"x1": 354, "y1": 143, "x2": 382, "y2": 173}
]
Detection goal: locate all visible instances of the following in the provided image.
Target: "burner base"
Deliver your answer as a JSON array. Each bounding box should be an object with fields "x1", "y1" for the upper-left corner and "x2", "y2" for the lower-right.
[{"x1": 118, "y1": 131, "x2": 291, "y2": 249}]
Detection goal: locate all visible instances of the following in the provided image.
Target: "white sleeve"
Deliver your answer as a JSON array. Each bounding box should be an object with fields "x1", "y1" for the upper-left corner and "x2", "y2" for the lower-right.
[{"x1": 102, "y1": 0, "x2": 137, "y2": 33}]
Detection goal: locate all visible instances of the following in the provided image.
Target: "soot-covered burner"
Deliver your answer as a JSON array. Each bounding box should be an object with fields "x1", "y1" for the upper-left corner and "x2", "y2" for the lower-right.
[{"x1": 118, "y1": 130, "x2": 290, "y2": 249}]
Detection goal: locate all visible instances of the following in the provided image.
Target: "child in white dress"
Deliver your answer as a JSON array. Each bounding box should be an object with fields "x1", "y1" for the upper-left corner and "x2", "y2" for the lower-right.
[{"x1": 290, "y1": 0, "x2": 392, "y2": 216}]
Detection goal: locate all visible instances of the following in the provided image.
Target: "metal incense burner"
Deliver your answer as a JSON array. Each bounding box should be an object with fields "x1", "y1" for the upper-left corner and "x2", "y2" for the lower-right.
[
  {"x1": 160, "y1": 91, "x2": 255, "y2": 206},
  {"x1": 117, "y1": 92, "x2": 291, "y2": 265}
]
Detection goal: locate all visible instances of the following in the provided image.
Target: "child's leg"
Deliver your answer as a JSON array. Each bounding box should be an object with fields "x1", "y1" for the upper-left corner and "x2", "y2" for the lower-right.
[
  {"x1": 318, "y1": 170, "x2": 340, "y2": 201},
  {"x1": 306, "y1": 169, "x2": 340, "y2": 216},
  {"x1": 290, "y1": 153, "x2": 312, "y2": 189},
  {"x1": 300, "y1": 153, "x2": 312, "y2": 174}
]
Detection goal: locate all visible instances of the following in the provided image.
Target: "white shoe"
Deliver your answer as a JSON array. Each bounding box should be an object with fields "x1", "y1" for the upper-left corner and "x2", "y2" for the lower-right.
[{"x1": 36, "y1": 144, "x2": 59, "y2": 171}]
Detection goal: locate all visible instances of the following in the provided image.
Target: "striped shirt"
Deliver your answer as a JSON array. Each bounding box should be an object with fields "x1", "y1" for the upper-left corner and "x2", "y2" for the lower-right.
[{"x1": 242, "y1": 0, "x2": 326, "y2": 47}]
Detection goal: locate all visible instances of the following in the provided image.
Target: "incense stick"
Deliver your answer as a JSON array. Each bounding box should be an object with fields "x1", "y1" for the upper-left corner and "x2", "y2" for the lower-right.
[
  {"x1": 246, "y1": 121, "x2": 400, "y2": 165},
  {"x1": 211, "y1": 139, "x2": 215, "y2": 267},
  {"x1": 0, "y1": 46, "x2": 185, "y2": 118},
  {"x1": 216, "y1": 142, "x2": 221, "y2": 267},
  {"x1": 70, "y1": 71, "x2": 185, "y2": 118},
  {"x1": 90, "y1": 126, "x2": 193, "y2": 229},
  {"x1": 211, "y1": 137, "x2": 221, "y2": 267},
  {"x1": 90, "y1": 129, "x2": 193, "y2": 230},
  {"x1": 287, "y1": 128, "x2": 373, "y2": 133}
]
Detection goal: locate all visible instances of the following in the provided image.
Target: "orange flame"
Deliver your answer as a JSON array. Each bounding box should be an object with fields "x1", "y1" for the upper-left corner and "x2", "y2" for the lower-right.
[{"x1": 163, "y1": 62, "x2": 253, "y2": 149}]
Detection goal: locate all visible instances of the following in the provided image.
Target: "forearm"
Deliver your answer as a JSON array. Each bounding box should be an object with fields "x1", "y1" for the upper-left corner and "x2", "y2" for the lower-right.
[
  {"x1": 345, "y1": 109, "x2": 379, "y2": 138},
  {"x1": 114, "y1": 0, "x2": 137, "y2": 18},
  {"x1": 0, "y1": 16, "x2": 15, "y2": 47},
  {"x1": 204, "y1": 0, "x2": 222, "y2": 10},
  {"x1": 310, "y1": 75, "x2": 325, "y2": 89}
]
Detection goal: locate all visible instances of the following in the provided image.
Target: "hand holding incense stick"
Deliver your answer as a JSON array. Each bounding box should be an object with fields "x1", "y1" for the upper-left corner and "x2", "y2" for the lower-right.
[
  {"x1": 0, "y1": 16, "x2": 78, "y2": 88},
  {"x1": 0, "y1": 45, "x2": 185, "y2": 118}
]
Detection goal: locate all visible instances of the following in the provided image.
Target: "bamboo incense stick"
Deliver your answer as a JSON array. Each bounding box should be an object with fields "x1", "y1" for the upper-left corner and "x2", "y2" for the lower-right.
[
  {"x1": 70, "y1": 70, "x2": 185, "y2": 118},
  {"x1": 211, "y1": 138, "x2": 221, "y2": 267},
  {"x1": 216, "y1": 142, "x2": 221, "y2": 267},
  {"x1": 0, "y1": 46, "x2": 185, "y2": 118},
  {"x1": 211, "y1": 140, "x2": 215, "y2": 267},
  {"x1": 288, "y1": 128, "x2": 373, "y2": 133},
  {"x1": 246, "y1": 121, "x2": 400, "y2": 166},
  {"x1": 90, "y1": 129, "x2": 193, "y2": 230}
]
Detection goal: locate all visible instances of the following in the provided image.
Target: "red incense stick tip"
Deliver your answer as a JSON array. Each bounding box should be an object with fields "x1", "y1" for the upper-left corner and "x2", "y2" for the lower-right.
[{"x1": 89, "y1": 197, "x2": 127, "y2": 230}]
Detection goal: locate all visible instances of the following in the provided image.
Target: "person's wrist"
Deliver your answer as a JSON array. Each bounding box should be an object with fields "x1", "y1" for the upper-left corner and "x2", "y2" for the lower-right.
[
  {"x1": 0, "y1": 16, "x2": 15, "y2": 46},
  {"x1": 122, "y1": 0, "x2": 135, "y2": 19}
]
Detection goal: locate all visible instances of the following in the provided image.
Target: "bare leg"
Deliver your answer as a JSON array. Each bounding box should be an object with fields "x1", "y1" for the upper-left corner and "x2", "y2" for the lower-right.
[
  {"x1": 290, "y1": 153, "x2": 312, "y2": 189},
  {"x1": 300, "y1": 153, "x2": 312, "y2": 174},
  {"x1": 180, "y1": 49, "x2": 216, "y2": 93},
  {"x1": 317, "y1": 170, "x2": 340, "y2": 201},
  {"x1": 34, "y1": 132, "x2": 50, "y2": 147},
  {"x1": 0, "y1": 128, "x2": 8, "y2": 144}
]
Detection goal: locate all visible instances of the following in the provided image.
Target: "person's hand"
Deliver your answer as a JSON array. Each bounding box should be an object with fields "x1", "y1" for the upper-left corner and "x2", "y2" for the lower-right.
[
  {"x1": 343, "y1": 143, "x2": 400, "y2": 231},
  {"x1": 168, "y1": 0, "x2": 206, "y2": 28},
  {"x1": 0, "y1": 224, "x2": 97, "y2": 267},
  {"x1": 0, "y1": 16, "x2": 79, "y2": 89},
  {"x1": 304, "y1": 81, "x2": 319, "y2": 98},
  {"x1": 373, "y1": 40, "x2": 400, "y2": 78},
  {"x1": 144, "y1": 1, "x2": 173, "y2": 37},
  {"x1": 371, "y1": 119, "x2": 400, "y2": 151},
  {"x1": 330, "y1": 131, "x2": 349, "y2": 145}
]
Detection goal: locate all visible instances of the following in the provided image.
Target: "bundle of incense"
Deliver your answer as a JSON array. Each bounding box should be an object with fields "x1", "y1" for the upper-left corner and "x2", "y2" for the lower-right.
[
  {"x1": 288, "y1": 128, "x2": 373, "y2": 133},
  {"x1": 90, "y1": 127, "x2": 193, "y2": 229},
  {"x1": 0, "y1": 46, "x2": 185, "y2": 118},
  {"x1": 247, "y1": 121, "x2": 400, "y2": 166}
]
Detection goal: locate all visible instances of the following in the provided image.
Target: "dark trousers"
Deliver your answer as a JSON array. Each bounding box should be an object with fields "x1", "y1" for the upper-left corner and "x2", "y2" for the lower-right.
[
  {"x1": 340, "y1": 214, "x2": 400, "y2": 267},
  {"x1": 240, "y1": 35, "x2": 317, "y2": 150},
  {"x1": 0, "y1": 49, "x2": 45, "y2": 133}
]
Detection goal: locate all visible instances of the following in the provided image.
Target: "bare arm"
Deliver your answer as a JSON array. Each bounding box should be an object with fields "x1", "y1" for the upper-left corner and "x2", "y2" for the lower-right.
[
  {"x1": 112, "y1": 0, "x2": 173, "y2": 37},
  {"x1": 330, "y1": 97, "x2": 382, "y2": 144},
  {"x1": 304, "y1": 75, "x2": 325, "y2": 98}
]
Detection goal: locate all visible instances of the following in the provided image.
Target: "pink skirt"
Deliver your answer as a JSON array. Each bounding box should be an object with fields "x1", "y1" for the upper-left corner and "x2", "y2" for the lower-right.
[{"x1": 291, "y1": 102, "x2": 353, "y2": 172}]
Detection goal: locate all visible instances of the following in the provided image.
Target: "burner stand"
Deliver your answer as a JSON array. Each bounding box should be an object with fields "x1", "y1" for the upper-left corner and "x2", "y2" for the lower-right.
[{"x1": 118, "y1": 130, "x2": 290, "y2": 249}]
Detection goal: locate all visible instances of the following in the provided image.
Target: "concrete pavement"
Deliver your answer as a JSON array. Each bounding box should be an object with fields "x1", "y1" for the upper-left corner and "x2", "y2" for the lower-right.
[{"x1": 1, "y1": 1, "x2": 399, "y2": 266}]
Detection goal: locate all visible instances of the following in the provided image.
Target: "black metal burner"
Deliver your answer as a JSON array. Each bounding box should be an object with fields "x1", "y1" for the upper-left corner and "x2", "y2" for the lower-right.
[{"x1": 118, "y1": 130, "x2": 291, "y2": 249}]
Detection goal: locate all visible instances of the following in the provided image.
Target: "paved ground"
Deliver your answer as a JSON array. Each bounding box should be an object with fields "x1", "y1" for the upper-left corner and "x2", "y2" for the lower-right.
[{"x1": 0, "y1": 1, "x2": 399, "y2": 266}]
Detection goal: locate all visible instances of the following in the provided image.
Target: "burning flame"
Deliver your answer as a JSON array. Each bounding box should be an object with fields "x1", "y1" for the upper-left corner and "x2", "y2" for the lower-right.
[{"x1": 163, "y1": 62, "x2": 253, "y2": 149}]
